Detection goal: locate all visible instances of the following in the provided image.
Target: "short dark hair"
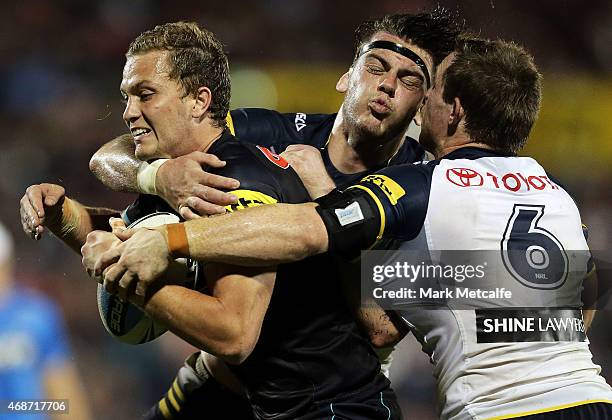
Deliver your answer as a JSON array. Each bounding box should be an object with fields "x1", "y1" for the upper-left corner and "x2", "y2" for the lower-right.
[
  {"x1": 127, "y1": 22, "x2": 230, "y2": 127},
  {"x1": 442, "y1": 38, "x2": 542, "y2": 153},
  {"x1": 353, "y1": 6, "x2": 462, "y2": 67}
]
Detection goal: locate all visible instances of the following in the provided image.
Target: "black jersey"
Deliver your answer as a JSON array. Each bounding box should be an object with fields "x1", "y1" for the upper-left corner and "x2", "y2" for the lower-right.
[
  {"x1": 125, "y1": 130, "x2": 396, "y2": 419},
  {"x1": 228, "y1": 108, "x2": 426, "y2": 188},
  {"x1": 207, "y1": 135, "x2": 394, "y2": 419}
]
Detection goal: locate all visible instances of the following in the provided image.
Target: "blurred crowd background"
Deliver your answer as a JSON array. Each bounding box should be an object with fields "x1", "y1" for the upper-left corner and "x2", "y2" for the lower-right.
[{"x1": 1, "y1": 0, "x2": 610, "y2": 418}]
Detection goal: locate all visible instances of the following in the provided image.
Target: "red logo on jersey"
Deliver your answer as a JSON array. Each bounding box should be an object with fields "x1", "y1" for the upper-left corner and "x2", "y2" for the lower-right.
[
  {"x1": 256, "y1": 146, "x2": 290, "y2": 169},
  {"x1": 446, "y1": 168, "x2": 484, "y2": 187}
]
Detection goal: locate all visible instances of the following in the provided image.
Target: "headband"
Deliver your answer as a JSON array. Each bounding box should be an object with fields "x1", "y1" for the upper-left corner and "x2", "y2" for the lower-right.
[{"x1": 359, "y1": 40, "x2": 431, "y2": 89}]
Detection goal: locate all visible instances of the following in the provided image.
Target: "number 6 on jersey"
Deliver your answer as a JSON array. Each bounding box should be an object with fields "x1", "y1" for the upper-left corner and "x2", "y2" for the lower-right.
[{"x1": 501, "y1": 204, "x2": 569, "y2": 290}]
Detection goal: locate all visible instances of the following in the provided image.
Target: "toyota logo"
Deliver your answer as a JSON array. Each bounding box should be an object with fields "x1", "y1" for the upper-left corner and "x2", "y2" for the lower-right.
[{"x1": 446, "y1": 168, "x2": 483, "y2": 187}]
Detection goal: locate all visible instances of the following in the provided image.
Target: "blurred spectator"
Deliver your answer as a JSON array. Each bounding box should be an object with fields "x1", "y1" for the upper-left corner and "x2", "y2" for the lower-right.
[{"x1": 0, "y1": 222, "x2": 92, "y2": 420}]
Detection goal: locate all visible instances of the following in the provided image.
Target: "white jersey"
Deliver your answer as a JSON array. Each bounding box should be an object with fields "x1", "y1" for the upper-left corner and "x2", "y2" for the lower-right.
[{"x1": 351, "y1": 147, "x2": 612, "y2": 419}]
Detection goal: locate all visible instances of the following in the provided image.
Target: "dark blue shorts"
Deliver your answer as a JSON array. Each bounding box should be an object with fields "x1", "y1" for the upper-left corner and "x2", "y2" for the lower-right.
[{"x1": 299, "y1": 388, "x2": 402, "y2": 420}]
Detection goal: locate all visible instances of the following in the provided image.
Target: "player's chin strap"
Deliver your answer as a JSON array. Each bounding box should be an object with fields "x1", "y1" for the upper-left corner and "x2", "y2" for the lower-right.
[{"x1": 359, "y1": 40, "x2": 431, "y2": 89}]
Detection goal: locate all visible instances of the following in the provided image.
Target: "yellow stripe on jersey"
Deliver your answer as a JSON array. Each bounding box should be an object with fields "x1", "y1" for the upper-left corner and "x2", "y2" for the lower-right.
[
  {"x1": 167, "y1": 388, "x2": 181, "y2": 413},
  {"x1": 158, "y1": 398, "x2": 172, "y2": 419},
  {"x1": 347, "y1": 185, "x2": 385, "y2": 240},
  {"x1": 486, "y1": 399, "x2": 612, "y2": 419},
  {"x1": 360, "y1": 174, "x2": 405, "y2": 205},
  {"x1": 226, "y1": 112, "x2": 235, "y2": 136},
  {"x1": 225, "y1": 189, "x2": 278, "y2": 212},
  {"x1": 172, "y1": 378, "x2": 184, "y2": 402}
]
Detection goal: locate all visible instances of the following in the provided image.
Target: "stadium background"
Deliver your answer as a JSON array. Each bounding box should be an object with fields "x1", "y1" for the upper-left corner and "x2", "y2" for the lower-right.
[{"x1": 1, "y1": 0, "x2": 610, "y2": 418}]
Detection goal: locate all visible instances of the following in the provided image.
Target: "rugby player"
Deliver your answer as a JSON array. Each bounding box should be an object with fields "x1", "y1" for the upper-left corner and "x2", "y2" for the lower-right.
[
  {"x1": 24, "y1": 21, "x2": 410, "y2": 420},
  {"x1": 97, "y1": 38, "x2": 612, "y2": 419},
  {"x1": 86, "y1": 9, "x2": 461, "y2": 417},
  {"x1": 89, "y1": 8, "x2": 462, "y2": 216}
]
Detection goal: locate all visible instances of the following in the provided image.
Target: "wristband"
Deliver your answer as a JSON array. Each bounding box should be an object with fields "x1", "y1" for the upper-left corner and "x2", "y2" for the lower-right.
[
  {"x1": 166, "y1": 223, "x2": 190, "y2": 258},
  {"x1": 315, "y1": 188, "x2": 380, "y2": 259},
  {"x1": 137, "y1": 159, "x2": 169, "y2": 195}
]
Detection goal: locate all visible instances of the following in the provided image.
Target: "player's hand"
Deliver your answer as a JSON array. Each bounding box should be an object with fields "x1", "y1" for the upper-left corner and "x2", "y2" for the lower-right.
[
  {"x1": 156, "y1": 151, "x2": 240, "y2": 219},
  {"x1": 95, "y1": 227, "x2": 171, "y2": 302},
  {"x1": 281, "y1": 145, "x2": 336, "y2": 199},
  {"x1": 109, "y1": 217, "x2": 127, "y2": 235},
  {"x1": 81, "y1": 229, "x2": 123, "y2": 281},
  {"x1": 20, "y1": 183, "x2": 66, "y2": 240}
]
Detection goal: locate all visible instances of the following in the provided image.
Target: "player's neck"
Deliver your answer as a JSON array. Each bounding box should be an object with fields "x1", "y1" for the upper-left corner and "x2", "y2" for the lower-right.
[
  {"x1": 435, "y1": 139, "x2": 495, "y2": 159},
  {"x1": 328, "y1": 115, "x2": 404, "y2": 173},
  {"x1": 194, "y1": 124, "x2": 225, "y2": 154}
]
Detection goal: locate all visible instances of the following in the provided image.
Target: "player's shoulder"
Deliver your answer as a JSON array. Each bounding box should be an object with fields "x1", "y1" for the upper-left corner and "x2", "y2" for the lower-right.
[
  {"x1": 365, "y1": 159, "x2": 436, "y2": 191},
  {"x1": 229, "y1": 108, "x2": 336, "y2": 149},
  {"x1": 209, "y1": 131, "x2": 310, "y2": 204},
  {"x1": 230, "y1": 108, "x2": 335, "y2": 131},
  {"x1": 439, "y1": 147, "x2": 575, "y2": 197}
]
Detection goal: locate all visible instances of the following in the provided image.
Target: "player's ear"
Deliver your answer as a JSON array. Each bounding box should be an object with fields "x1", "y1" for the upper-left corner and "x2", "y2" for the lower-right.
[
  {"x1": 192, "y1": 86, "x2": 212, "y2": 119},
  {"x1": 336, "y1": 69, "x2": 351, "y2": 93},
  {"x1": 414, "y1": 96, "x2": 427, "y2": 126},
  {"x1": 448, "y1": 96, "x2": 464, "y2": 129}
]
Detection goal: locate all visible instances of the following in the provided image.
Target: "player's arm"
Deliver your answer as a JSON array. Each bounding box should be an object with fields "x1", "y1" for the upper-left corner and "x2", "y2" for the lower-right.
[
  {"x1": 138, "y1": 264, "x2": 275, "y2": 365},
  {"x1": 93, "y1": 190, "x2": 376, "y2": 286},
  {"x1": 90, "y1": 134, "x2": 239, "y2": 216},
  {"x1": 352, "y1": 300, "x2": 408, "y2": 348},
  {"x1": 88, "y1": 133, "x2": 140, "y2": 193},
  {"x1": 94, "y1": 166, "x2": 418, "y2": 272},
  {"x1": 95, "y1": 165, "x2": 418, "y2": 275},
  {"x1": 337, "y1": 261, "x2": 408, "y2": 347},
  {"x1": 166, "y1": 165, "x2": 421, "y2": 265},
  {"x1": 20, "y1": 183, "x2": 119, "y2": 253},
  {"x1": 92, "y1": 202, "x2": 327, "y2": 273},
  {"x1": 580, "y1": 224, "x2": 597, "y2": 331},
  {"x1": 582, "y1": 266, "x2": 596, "y2": 331}
]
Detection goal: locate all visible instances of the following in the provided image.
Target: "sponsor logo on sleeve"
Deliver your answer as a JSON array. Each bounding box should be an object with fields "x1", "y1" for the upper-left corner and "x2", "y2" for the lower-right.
[
  {"x1": 334, "y1": 201, "x2": 364, "y2": 226},
  {"x1": 256, "y1": 146, "x2": 290, "y2": 169},
  {"x1": 360, "y1": 175, "x2": 406, "y2": 205}
]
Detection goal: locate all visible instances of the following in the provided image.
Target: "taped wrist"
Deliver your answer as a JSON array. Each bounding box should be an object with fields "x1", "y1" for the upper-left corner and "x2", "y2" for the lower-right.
[
  {"x1": 166, "y1": 223, "x2": 190, "y2": 258},
  {"x1": 315, "y1": 188, "x2": 381, "y2": 259},
  {"x1": 137, "y1": 159, "x2": 169, "y2": 195}
]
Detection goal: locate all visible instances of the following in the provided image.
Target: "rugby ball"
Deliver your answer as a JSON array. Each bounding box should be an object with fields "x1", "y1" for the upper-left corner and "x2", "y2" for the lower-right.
[{"x1": 97, "y1": 212, "x2": 196, "y2": 345}]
